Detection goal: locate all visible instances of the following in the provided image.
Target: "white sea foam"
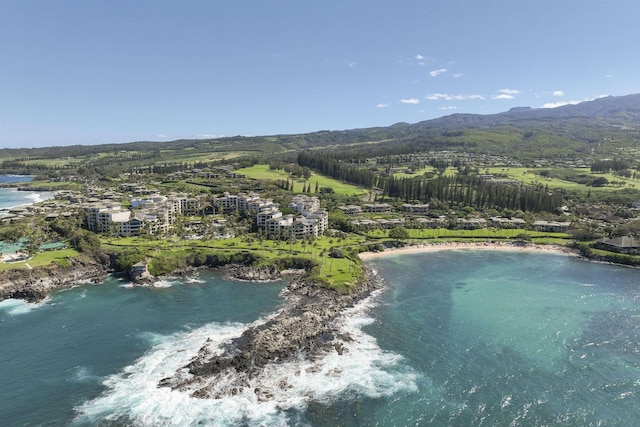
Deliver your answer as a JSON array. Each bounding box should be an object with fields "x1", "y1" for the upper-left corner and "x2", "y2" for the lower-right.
[
  {"x1": 152, "y1": 280, "x2": 179, "y2": 288},
  {"x1": 0, "y1": 297, "x2": 48, "y2": 315},
  {"x1": 71, "y1": 366, "x2": 102, "y2": 384},
  {"x1": 74, "y1": 292, "x2": 417, "y2": 426},
  {"x1": 119, "y1": 280, "x2": 180, "y2": 289}
]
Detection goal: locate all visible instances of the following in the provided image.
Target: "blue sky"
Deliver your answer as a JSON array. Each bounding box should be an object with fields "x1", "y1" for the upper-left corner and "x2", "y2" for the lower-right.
[{"x1": 2, "y1": 1, "x2": 639, "y2": 148}]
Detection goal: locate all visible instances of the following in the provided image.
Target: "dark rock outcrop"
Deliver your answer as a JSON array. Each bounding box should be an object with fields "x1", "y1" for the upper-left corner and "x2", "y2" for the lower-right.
[
  {"x1": 224, "y1": 264, "x2": 282, "y2": 282},
  {"x1": 0, "y1": 255, "x2": 112, "y2": 303},
  {"x1": 160, "y1": 270, "x2": 380, "y2": 397}
]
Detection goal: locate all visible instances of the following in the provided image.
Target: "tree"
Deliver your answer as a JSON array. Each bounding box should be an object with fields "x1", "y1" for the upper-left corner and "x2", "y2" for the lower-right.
[
  {"x1": 388, "y1": 226, "x2": 409, "y2": 240},
  {"x1": 590, "y1": 177, "x2": 609, "y2": 187},
  {"x1": 70, "y1": 230, "x2": 101, "y2": 252}
]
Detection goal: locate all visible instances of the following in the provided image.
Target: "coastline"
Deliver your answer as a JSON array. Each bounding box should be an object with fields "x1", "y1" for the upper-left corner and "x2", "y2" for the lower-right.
[
  {"x1": 160, "y1": 269, "x2": 382, "y2": 397},
  {"x1": 358, "y1": 241, "x2": 580, "y2": 260}
]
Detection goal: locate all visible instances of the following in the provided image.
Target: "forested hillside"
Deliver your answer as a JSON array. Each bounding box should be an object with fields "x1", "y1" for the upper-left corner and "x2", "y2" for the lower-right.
[{"x1": 2, "y1": 94, "x2": 640, "y2": 177}]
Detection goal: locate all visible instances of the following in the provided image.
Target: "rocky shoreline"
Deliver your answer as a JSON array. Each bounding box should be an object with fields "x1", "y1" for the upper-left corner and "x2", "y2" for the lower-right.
[
  {"x1": 159, "y1": 269, "x2": 381, "y2": 398},
  {"x1": 0, "y1": 255, "x2": 112, "y2": 303},
  {"x1": 1, "y1": 254, "x2": 307, "y2": 303}
]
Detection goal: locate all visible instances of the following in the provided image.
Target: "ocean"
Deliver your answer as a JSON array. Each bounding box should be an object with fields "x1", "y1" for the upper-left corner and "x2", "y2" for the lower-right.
[
  {"x1": 0, "y1": 175, "x2": 55, "y2": 210},
  {"x1": 1, "y1": 251, "x2": 639, "y2": 426}
]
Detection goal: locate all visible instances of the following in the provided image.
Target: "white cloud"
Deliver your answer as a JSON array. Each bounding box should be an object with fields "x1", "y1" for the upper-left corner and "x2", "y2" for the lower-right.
[
  {"x1": 425, "y1": 93, "x2": 448, "y2": 100},
  {"x1": 440, "y1": 106, "x2": 457, "y2": 110},
  {"x1": 541, "y1": 94, "x2": 609, "y2": 109},
  {"x1": 348, "y1": 61, "x2": 358, "y2": 68},
  {"x1": 541, "y1": 101, "x2": 574, "y2": 108},
  {"x1": 376, "y1": 102, "x2": 391, "y2": 108},
  {"x1": 425, "y1": 93, "x2": 484, "y2": 101},
  {"x1": 491, "y1": 89, "x2": 520, "y2": 100},
  {"x1": 400, "y1": 98, "x2": 420, "y2": 104},
  {"x1": 453, "y1": 73, "x2": 463, "y2": 78},
  {"x1": 415, "y1": 54, "x2": 425, "y2": 60},
  {"x1": 552, "y1": 90, "x2": 564, "y2": 97},
  {"x1": 429, "y1": 68, "x2": 447, "y2": 77},
  {"x1": 197, "y1": 134, "x2": 224, "y2": 139},
  {"x1": 156, "y1": 134, "x2": 170, "y2": 139}
]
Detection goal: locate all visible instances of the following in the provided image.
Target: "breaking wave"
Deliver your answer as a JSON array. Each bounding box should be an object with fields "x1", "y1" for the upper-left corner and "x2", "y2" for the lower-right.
[
  {"x1": 73, "y1": 292, "x2": 417, "y2": 426},
  {"x1": 0, "y1": 297, "x2": 49, "y2": 315}
]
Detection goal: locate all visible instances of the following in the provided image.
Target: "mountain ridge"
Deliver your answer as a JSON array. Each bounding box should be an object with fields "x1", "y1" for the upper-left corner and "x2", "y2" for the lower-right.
[{"x1": 2, "y1": 94, "x2": 640, "y2": 164}]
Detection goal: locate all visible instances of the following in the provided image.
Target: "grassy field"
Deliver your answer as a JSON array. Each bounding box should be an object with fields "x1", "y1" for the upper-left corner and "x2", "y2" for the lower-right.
[
  {"x1": 365, "y1": 227, "x2": 572, "y2": 241},
  {"x1": 235, "y1": 164, "x2": 366, "y2": 196},
  {"x1": 103, "y1": 234, "x2": 368, "y2": 290},
  {"x1": 163, "y1": 150, "x2": 257, "y2": 163},
  {"x1": 100, "y1": 228, "x2": 578, "y2": 290},
  {"x1": 20, "y1": 180, "x2": 82, "y2": 191},
  {"x1": 393, "y1": 166, "x2": 457, "y2": 179},
  {"x1": 0, "y1": 248, "x2": 80, "y2": 271},
  {"x1": 486, "y1": 167, "x2": 640, "y2": 193}
]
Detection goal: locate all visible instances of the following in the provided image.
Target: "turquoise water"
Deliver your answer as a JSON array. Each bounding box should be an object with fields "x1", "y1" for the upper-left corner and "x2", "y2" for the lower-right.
[
  {"x1": 1, "y1": 251, "x2": 639, "y2": 426},
  {"x1": 0, "y1": 273, "x2": 287, "y2": 426},
  {"x1": 0, "y1": 175, "x2": 54, "y2": 210},
  {"x1": 356, "y1": 251, "x2": 640, "y2": 426}
]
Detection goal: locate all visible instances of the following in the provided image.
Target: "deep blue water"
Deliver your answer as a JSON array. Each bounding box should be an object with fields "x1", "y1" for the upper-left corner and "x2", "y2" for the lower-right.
[{"x1": 1, "y1": 251, "x2": 639, "y2": 426}]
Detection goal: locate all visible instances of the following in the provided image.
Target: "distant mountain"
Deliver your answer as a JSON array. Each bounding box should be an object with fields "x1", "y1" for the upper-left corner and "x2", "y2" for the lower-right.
[
  {"x1": 412, "y1": 94, "x2": 640, "y2": 130},
  {"x1": 2, "y1": 94, "x2": 640, "y2": 168}
]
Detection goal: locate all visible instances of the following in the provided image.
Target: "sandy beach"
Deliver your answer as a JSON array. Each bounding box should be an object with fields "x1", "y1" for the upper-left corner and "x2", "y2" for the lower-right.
[{"x1": 358, "y1": 241, "x2": 578, "y2": 260}]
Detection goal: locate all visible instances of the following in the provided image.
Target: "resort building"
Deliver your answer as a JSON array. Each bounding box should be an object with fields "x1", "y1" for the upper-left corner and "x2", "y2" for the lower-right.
[
  {"x1": 457, "y1": 218, "x2": 488, "y2": 229},
  {"x1": 289, "y1": 195, "x2": 321, "y2": 215},
  {"x1": 532, "y1": 220, "x2": 571, "y2": 233},
  {"x1": 84, "y1": 204, "x2": 130, "y2": 233},
  {"x1": 364, "y1": 203, "x2": 392, "y2": 213},
  {"x1": 402, "y1": 203, "x2": 430, "y2": 214},
  {"x1": 596, "y1": 235, "x2": 640, "y2": 254},
  {"x1": 257, "y1": 207, "x2": 283, "y2": 229},
  {"x1": 490, "y1": 216, "x2": 527, "y2": 228},
  {"x1": 338, "y1": 205, "x2": 363, "y2": 215}
]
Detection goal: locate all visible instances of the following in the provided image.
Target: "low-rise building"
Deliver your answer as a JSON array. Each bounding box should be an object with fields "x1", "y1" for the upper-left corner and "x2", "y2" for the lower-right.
[
  {"x1": 402, "y1": 203, "x2": 430, "y2": 214},
  {"x1": 457, "y1": 218, "x2": 487, "y2": 229},
  {"x1": 490, "y1": 216, "x2": 527, "y2": 228},
  {"x1": 532, "y1": 220, "x2": 571, "y2": 232},
  {"x1": 596, "y1": 235, "x2": 640, "y2": 254},
  {"x1": 339, "y1": 205, "x2": 363, "y2": 215},
  {"x1": 364, "y1": 203, "x2": 391, "y2": 213}
]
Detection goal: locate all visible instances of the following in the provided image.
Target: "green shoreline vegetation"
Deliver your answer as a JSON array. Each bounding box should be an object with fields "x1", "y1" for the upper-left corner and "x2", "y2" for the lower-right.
[{"x1": 4, "y1": 95, "x2": 640, "y2": 294}]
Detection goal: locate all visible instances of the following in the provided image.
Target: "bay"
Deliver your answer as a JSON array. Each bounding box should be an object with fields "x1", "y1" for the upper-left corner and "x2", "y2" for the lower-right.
[
  {"x1": 1, "y1": 250, "x2": 639, "y2": 426},
  {"x1": 0, "y1": 272, "x2": 286, "y2": 426},
  {"x1": 0, "y1": 175, "x2": 54, "y2": 210}
]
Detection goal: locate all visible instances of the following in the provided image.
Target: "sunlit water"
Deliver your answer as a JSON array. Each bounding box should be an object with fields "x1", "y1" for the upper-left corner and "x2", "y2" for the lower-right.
[
  {"x1": 1, "y1": 251, "x2": 639, "y2": 426},
  {"x1": 0, "y1": 175, "x2": 54, "y2": 210}
]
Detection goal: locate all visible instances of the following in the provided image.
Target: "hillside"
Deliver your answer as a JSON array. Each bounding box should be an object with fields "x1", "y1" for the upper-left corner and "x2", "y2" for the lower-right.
[{"x1": 2, "y1": 94, "x2": 640, "y2": 175}]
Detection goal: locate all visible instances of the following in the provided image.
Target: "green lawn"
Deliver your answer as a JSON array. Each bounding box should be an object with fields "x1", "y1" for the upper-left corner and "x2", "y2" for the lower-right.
[
  {"x1": 365, "y1": 227, "x2": 572, "y2": 241},
  {"x1": 0, "y1": 248, "x2": 80, "y2": 271},
  {"x1": 486, "y1": 167, "x2": 640, "y2": 193},
  {"x1": 235, "y1": 164, "x2": 366, "y2": 196},
  {"x1": 103, "y1": 234, "x2": 368, "y2": 290},
  {"x1": 167, "y1": 151, "x2": 256, "y2": 163}
]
